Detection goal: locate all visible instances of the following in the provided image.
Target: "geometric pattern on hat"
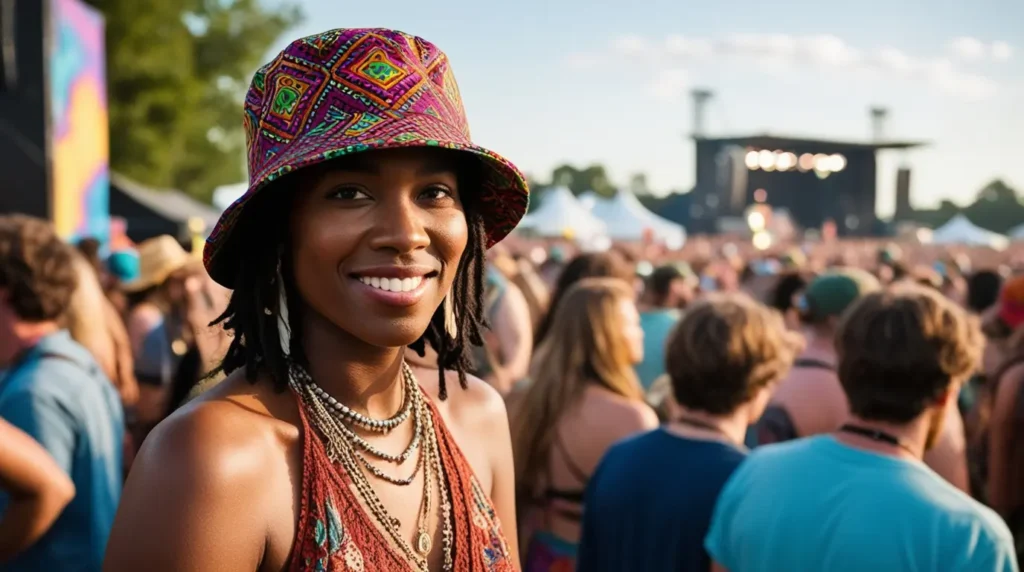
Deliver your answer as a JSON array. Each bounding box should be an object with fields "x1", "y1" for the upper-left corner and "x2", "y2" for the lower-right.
[{"x1": 204, "y1": 28, "x2": 530, "y2": 286}]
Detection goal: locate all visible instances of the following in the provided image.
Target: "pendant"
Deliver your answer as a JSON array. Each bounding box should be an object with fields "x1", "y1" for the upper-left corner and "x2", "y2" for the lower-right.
[{"x1": 416, "y1": 530, "x2": 432, "y2": 555}]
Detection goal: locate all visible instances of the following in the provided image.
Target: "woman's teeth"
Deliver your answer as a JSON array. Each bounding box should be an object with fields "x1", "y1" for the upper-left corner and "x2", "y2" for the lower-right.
[{"x1": 359, "y1": 276, "x2": 423, "y2": 293}]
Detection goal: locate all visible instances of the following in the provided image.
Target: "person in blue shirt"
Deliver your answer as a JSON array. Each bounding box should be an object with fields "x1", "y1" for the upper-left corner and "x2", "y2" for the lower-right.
[
  {"x1": 635, "y1": 263, "x2": 697, "y2": 391},
  {"x1": 705, "y1": 284, "x2": 1018, "y2": 572},
  {"x1": 0, "y1": 216, "x2": 124, "y2": 571},
  {"x1": 577, "y1": 293, "x2": 801, "y2": 572}
]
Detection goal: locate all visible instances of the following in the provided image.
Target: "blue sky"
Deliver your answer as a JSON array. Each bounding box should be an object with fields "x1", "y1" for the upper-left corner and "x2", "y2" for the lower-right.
[{"x1": 273, "y1": 0, "x2": 1024, "y2": 215}]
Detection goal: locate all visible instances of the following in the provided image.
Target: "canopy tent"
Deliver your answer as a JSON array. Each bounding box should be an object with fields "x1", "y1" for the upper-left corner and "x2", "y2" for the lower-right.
[
  {"x1": 212, "y1": 182, "x2": 248, "y2": 212},
  {"x1": 517, "y1": 186, "x2": 607, "y2": 242},
  {"x1": 110, "y1": 174, "x2": 221, "y2": 244},
  {"x1": 585, "y1": 190, "x2": 687, "y2": 248},
  {"x1": 931, "y1": 215, "x2": 1009, "y2": 249}
]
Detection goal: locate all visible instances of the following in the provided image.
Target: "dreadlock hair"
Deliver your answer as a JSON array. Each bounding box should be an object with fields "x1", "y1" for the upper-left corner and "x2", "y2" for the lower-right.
[{"x1": 211, "y1": 153, "x2": 489, "y2": 400}]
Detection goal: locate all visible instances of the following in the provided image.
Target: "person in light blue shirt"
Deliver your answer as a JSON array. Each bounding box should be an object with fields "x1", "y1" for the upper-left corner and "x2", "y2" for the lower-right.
[
  {"x1": 635, "y1": 264, "x2": 696, "y2": 391},
  {"x1": 0, "y1": 216, "x2": 124, "y2": 571},
  {"x1": 705, "y1": 284, "x2": 1017, "y2": 572}
]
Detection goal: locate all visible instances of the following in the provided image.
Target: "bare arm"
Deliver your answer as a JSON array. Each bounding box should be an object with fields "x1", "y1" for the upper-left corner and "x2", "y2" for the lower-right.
[
  {"x1": 485, "y1": 391, "x2": 520, "y2": 570},
  {"x1": 0, "y1": 419, "x2": 75, "y2": 562},
  {"x1": 104, "y1": 405, "x2": 269, "y2": 571},
  {"x1": 987, "y1": 367, "x2": 1024, "y2": 515},
  {"x1": 489, "y1": 283, "x2": 533, "y2": 391}
]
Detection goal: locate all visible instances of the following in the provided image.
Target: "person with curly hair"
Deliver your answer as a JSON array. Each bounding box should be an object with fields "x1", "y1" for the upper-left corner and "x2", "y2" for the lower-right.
[{"x1": 0, "y1": 215, "x2": 124, "y2": 572}]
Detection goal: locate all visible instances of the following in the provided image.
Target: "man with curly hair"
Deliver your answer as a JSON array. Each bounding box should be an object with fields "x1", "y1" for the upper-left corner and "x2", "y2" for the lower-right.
[{"x1": 0, "y1": 216, "x2": 123, "y2": 571}]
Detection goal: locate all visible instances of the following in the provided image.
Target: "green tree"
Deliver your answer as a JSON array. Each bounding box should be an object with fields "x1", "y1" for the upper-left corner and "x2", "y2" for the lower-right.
[
  {"x1": 549, "y1": 164, "x2": 615, "y2": 196},
  {"x1": 629, "y1": 173, "x2": 650, "y2": 196},
  {"x1": 85, "y1": 0, "x2": 301, "y2": 202},
  {"x1": 962, "y1": 179, "x2": 1024, "y2": 233}
]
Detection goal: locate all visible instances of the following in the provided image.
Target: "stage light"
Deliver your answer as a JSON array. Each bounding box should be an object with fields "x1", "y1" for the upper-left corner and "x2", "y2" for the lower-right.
[
  {"x1": 747, "y1": 210, "x2": 766, "y2": 231},
  {"x1": 753, "y1": 188, "x2": 767, "y2": 203},
  {"x1": 828, "y1": 154, "x2": 847, "y2": 172},
  {"x1": 758, "y1": 150, "x2": 775, "y2": 171},
  {"x1": 775, "y1": 151, "x2": 796, "y2": 171},
  {"x1": 798, "y1": 153, "x2": 815, "y2": 171},
  {"x1": 745, "y1": 150, "x2": 760, "y2": 170},
  {"x1": 813, "y1": 153, "x2": 830, "y2": 171},
  {"x1": 752, "y1": 231, "x2": 772, "y2": 250}
]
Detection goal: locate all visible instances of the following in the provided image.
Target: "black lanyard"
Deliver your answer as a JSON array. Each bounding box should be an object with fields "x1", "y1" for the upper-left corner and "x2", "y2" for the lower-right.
[{"x1": 838, "y1": 423, "x2": 916, "y2": 456}]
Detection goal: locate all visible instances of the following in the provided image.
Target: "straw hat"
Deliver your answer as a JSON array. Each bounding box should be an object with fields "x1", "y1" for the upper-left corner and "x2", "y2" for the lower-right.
[
  {"x1": 122, "y1": 235, "x2": 194, "y2": 293},
  {"x1": 203, "y1": 28, "x2": 530, "y2": 287}
]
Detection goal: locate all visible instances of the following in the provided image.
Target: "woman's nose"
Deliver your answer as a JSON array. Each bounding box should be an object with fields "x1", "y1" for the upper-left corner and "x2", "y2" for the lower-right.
[{"x1": 367, "y1": 199, "x2": 430, "y2": 254}]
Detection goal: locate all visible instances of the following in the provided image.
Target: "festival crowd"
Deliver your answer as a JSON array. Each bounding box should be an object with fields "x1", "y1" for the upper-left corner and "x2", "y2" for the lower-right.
[{"x1": 1, "y1": 27, "x2": 1024, "y2": 572}]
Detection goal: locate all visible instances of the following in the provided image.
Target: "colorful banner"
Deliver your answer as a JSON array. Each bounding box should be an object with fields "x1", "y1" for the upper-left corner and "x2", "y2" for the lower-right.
[{"x1": 50, "y1": 0, "x2": 109, "y2": 249}]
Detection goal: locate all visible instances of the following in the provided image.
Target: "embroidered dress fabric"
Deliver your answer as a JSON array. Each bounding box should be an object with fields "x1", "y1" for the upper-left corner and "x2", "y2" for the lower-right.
[{"x1": 290, "y1": 392, "x2": 513, "y2": 571}]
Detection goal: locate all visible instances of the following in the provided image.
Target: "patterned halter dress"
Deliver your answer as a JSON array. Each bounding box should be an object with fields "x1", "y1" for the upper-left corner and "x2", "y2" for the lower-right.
[{"x1": 288, "y1": 391, "x2": 514, "y2": 571}]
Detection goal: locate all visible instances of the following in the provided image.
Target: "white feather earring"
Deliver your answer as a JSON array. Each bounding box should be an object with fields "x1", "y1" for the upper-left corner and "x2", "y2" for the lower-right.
[
  {"x1": 443, "y1": 295, "x2": 457, "y2": 339},
  {"x1": 276, "y1": 262, "x2": 291, "y2": 357}
]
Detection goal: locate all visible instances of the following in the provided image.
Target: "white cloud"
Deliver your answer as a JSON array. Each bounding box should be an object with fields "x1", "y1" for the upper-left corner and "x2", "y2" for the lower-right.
[
  {"x1": 949, "y1": 36, "x2": 1013, "y2": 62},
  {"x1": 992, "y1": 41, "x2": 1013, "y2": 61},
  {"x1": 612, "y1": 35, "x2": 654, "y2": 58},
  {"x1": 648, "y1": 69, "x2": 689, "y2": 100},
  {"x1": 950, "y1": 36, "x2": 987, "y2": 61},
  {"x1": 594, "y1": 33, "x2": 1005, "y2": 100}
]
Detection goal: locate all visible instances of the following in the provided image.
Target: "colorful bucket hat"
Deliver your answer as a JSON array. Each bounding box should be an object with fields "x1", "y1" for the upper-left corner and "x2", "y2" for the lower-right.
[{"x1": 204, "y1": 28, "x2": 530, "y2": 286}]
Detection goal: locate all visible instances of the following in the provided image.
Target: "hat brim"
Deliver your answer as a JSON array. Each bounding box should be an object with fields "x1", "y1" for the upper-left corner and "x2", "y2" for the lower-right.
[
  {"x1": 204, "y1": 112, "x2": 529, "y2": 287},
  {"x1": 121, "y1": 250, "x2": 199, "y2": 293}
]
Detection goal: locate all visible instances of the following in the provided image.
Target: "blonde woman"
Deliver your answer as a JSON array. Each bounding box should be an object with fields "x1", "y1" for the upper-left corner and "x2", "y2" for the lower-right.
[{"x1": 510, "y1": 278, "x2": 658, "y2": 571}]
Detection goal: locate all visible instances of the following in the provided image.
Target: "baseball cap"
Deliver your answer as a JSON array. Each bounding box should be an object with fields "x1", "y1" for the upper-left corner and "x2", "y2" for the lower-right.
[{"x1": 798, "y1": 268, "x2": 881, "y2": 321}]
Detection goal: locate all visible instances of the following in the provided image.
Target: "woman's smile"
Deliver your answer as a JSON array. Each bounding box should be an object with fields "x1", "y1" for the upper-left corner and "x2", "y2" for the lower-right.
[{"x1": 350, "y1": 265, "x2": 440, "y2": 308}]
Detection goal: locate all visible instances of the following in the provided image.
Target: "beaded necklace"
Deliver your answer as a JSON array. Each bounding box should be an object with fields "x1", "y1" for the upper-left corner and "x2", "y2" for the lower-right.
[{"x1": 290, "y1": 362, "x2": 453, "y2": 571}]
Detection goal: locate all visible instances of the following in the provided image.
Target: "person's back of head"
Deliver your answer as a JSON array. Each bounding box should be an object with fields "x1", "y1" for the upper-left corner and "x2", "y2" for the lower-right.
[
  {"x1": 534, "y1": 250, "x2": 634, "y2": 346},
  {"x1": 644, "y1": 263, "x2": 696, "y2": 309},
  {"x1": 836, "y1": 283, "x2": 982, "y2": 433},
  {"x1": 798, "y1": 268, "x2": 880, "y2": 341},
  {"x1": 0, "y1": 216, "x2": 78, "y2": 365},
  {"x1": 666, "y1": 293, "x2": 801, "y2": 424},
  {"x1": 967, "y1": 270, "x2": 1004, "y2": 314}
]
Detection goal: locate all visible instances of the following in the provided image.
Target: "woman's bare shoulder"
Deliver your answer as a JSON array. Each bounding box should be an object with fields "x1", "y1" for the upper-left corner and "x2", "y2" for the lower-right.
[
  {"x1": 142, "y1": 370, "x2": 298, "y2": 478},
  {"x1": 107, "y1": 371, "x2": 292, "y2": 570},
  {"x1": 413, "y1": 366, "x2": 508, "y2": 434},
  {"x1": 578, "y1": 386, "x2": 659, "y2": 433}
]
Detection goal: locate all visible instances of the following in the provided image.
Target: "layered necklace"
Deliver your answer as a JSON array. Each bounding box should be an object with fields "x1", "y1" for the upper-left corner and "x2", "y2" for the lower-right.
[{"x1": 290, "y1": 362, "x2": 453, "y2": 572}]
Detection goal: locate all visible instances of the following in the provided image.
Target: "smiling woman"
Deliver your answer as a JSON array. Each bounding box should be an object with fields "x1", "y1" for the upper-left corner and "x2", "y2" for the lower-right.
[{"x1": 103, "y1": 29, "x2": 528, "y2": 572}]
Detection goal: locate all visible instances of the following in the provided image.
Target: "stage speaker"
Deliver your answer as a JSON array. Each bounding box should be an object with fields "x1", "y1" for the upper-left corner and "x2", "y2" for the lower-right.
[{"x1": 0, "y1": 0, "x2": 109, "y2": 247}]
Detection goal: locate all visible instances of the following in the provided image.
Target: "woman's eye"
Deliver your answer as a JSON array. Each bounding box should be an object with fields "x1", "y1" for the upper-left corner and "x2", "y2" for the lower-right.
[
  {"x1": 420, "y1": 185, "x2": 455, "y2": 201},
  {"x1": 328, "y1": 187, "x2": 370, "y2": 200}
]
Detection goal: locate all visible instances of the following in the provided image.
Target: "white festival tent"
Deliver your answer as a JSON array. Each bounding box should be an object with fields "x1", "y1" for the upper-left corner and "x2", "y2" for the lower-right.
[
  {"x1": 518, "y1": 186, "x2": 607, "y2": 242},
  {"x1": 585, "y1": 189, "x2": 687, "y2": 249},
  {"x1": 931, "y1": 215, "x2": 1009, "y2": 249}
]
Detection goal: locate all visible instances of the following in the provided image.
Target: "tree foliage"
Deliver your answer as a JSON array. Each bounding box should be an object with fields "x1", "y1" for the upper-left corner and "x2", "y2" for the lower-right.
[
  {"x1": 84, "y1": 0, "x2": 301, "y2": 202},
  {"x1": 549, "y1": 164, "x2": 615, "y2": 197}
]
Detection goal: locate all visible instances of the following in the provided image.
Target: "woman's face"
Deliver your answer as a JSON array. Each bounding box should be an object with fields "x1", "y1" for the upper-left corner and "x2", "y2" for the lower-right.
[
  {"x1": 289, "y1": 148, "x2": 468, "y2": 349},
  {"x1": 618, "y1": 297, "x2": 644, "y2": 365}
]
